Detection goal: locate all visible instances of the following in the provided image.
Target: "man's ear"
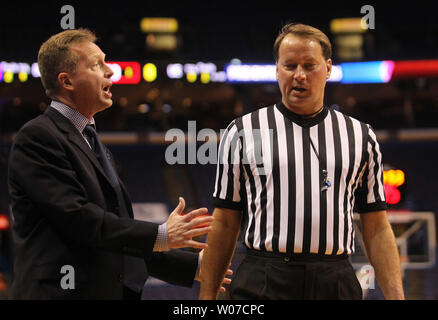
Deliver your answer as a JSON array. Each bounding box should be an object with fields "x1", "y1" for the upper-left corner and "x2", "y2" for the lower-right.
[
  {"x1": 326, "y1": 59, "x2": 332, "y2": 80},
  {"x1": 58, "y1": 72, "x2": 74, "y2": 91}
]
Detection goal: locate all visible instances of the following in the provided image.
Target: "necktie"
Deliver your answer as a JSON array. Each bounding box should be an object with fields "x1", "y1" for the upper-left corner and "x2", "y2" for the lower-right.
[{"x1": 83, "y1": 125, "x2": 146, "y2": 294}]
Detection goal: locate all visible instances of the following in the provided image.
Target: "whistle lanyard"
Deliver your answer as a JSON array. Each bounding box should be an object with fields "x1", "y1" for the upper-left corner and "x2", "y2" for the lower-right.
[{"x1": 308, "y1": 135, "x2": 331, "y2": 192}]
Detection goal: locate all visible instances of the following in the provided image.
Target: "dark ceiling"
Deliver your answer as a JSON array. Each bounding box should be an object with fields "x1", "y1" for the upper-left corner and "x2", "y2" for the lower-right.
[{"x1": 1, "y1": 0, "x2": 437, "y2": 62}]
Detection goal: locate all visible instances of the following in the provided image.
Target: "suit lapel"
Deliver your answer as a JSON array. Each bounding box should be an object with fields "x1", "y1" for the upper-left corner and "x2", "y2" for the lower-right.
[
  {"x1": 44, "y1": 108, "x2": 114, "y2": 190},
  {"x1": 45, "y1": 107, "x2": 134, "y2": 218}
]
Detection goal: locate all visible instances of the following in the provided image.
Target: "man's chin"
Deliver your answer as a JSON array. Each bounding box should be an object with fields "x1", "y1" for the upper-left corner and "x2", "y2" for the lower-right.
[
  {"x1": 286, "y1": 97, "x2": 308, "y2": 108},
  {"x1": 289, "y1": 93, "x2": 309, "y2": 103},
  {"x1": 284, "y1": 98, "x2": 315, "y2": 113},
  {"x1": 103, "y1": 99, "x2": 113, "y2": 109},
  {"x1": 96, "y1": 100, "x2": 113, "y2": 113}
]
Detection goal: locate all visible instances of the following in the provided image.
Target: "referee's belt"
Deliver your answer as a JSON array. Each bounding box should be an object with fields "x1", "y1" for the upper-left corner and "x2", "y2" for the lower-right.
[{"x1": 246, "y1": 249, "x2": 349, "y2": 262}]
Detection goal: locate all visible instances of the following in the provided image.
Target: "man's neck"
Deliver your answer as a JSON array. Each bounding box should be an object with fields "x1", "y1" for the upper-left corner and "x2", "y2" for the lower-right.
[
  {"x1": 282, "y1": 101, "x2": 324, "y2": 119},
  {"x1": 299, "y1": 106, "x2": 325, "y2": 119},
  {"x1": 54, "y1": 96, "x2": 94, "y2": 120}
]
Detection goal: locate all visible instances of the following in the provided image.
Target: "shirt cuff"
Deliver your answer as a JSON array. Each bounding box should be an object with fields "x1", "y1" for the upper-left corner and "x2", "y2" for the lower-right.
[
  {"x1": 153, "y1": 222, "x2": 170, "y2": 252},
  {"x1": 355, "y1": 201, "x2": 388, "y2": 214},
  {"x1": 212, "y1": 197, "x2": 243, "y2": 210}
]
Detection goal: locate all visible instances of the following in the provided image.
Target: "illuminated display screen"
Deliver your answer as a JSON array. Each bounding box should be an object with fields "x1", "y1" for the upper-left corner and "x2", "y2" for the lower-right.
[
  {"x1": 1, "y1": 59, "x2": 437, "y2": 85},
  {"x1": 0, "y1": 61, "x2": 31, "y2": 83},
  {"x1": 140, "y1": 17, "x2": 178, "y2": 33},
  {"x1": 224, "y1": 63, "x2": 344, "y2": 83},
  {"x1": 340, "y1": 61, "x2": 395, "y2": 83},
  {"x1": 143, "y1": 63, "x2": 157, "y2": 82},
  {"x1": 225, "y1": 64, "x2": 277, "y2": 83},
  {"x1": 392, "y1": 60, "x2": 438, "y2": 78},
  {"x1": 0, "y1": 214, "x2": 9, "y2": 231},
  {"x1": 383, "y1": 169, "x2": 405, "y2": 205},
  {"x1": 106, "y1": 61, "x2": 141, "y2": 84}
]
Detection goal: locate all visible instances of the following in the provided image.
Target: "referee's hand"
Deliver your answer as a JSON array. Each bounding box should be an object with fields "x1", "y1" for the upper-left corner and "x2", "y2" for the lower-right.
[
  {"x1": 196, "y1": 250, "x2": 233, "y2": 292},
  {"x1": 166, "y1": 197, "x2": 213, "y2": 249}
]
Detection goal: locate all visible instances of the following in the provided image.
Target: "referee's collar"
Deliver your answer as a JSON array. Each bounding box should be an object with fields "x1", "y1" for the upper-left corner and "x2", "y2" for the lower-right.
[{"x1": 276, "y1": 101, "x2": 328, "y2": 127}]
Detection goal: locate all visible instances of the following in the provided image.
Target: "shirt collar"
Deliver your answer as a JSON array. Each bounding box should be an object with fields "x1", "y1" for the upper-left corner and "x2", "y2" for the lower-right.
[
  {"x1": 50, "y1": 100, "x2": 96, "y2": 133},
  {"x1": 275, "y1": 100, "x2": 328, "y2": 128}
]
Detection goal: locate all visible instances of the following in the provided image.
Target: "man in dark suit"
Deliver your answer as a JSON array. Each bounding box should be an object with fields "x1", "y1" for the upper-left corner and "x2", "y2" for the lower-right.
[{"x1": 7, "y1": 29, "x2": 219, "y2": 299}]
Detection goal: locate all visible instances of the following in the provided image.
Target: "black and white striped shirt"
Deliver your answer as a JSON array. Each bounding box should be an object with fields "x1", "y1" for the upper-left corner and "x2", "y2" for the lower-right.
[{"x1": 213, "y1": 102, "x2": 387, "y2": 256}]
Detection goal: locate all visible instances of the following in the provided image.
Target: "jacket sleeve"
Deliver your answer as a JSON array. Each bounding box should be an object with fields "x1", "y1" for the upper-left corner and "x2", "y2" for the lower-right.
[
  {"x1": 8, "y1": 121, "x2": 158, "y2": 259},
  {"x1": 145, "y1": 250, "x2": 199, "y2": 287}
]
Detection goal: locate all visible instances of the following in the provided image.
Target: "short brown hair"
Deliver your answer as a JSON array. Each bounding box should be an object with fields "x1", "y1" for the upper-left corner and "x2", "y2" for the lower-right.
[
  {"x1": 37, "y1": 28, "x2": 97, "y2": 97},
  {"x1": 273, "y1": 23, "x2": 332, "y2": 62}
]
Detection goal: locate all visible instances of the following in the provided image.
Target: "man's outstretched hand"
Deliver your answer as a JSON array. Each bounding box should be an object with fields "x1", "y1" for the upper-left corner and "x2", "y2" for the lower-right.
[{"x1": 166, "y1": 197, "x2": 213, "y2": 249}]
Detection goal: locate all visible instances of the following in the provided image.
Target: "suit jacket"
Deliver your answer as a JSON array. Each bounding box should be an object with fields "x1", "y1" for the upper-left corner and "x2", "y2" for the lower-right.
[{"x1": 7, "y1": 107, "x2": 198, "y2": 299}]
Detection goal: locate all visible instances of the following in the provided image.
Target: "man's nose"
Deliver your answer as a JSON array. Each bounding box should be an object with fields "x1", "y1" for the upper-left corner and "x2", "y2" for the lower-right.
[
  {"x1": 105, "y1": 63, "x2": 114, "y2": 78},
  {"x1": 294, "y1": 65, "x2": 306, "y2": 81}
]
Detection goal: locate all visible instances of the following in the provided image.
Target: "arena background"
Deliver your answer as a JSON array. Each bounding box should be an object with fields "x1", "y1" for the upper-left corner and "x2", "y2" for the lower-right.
[{"x1": 0, "y1": 0, "x2": 437, "y2": 299}]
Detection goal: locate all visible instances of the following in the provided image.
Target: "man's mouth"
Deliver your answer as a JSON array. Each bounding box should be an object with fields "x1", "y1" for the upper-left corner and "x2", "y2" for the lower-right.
[
  {"x1": 103, "y1": 84, "x2": 112, "y2": 98},
  {"x1": 292, "y1": 86, "x2": 307, "y2": 93}
]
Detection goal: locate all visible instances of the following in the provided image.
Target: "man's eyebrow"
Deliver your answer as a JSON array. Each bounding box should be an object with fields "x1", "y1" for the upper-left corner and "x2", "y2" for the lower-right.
[
  {"x1": 92, "y1": 53, "x2": 106, "y2": 61},
  {"x1": 302, "y1": 56, "x2": 318, "y2": 61}
]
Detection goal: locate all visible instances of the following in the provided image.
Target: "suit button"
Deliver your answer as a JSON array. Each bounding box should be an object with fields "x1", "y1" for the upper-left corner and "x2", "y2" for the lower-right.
[{"x1": 118, "y1": 274, "x2": 123, "y2": 283}]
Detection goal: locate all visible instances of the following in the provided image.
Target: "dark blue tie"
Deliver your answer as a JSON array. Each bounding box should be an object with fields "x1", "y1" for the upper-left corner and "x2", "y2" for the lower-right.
[
  {"x1": 83, "y1": 125, "x2": 146, "y2": 294},
  {"x1": 83, "y1": 125, "x2": 129, "y2": 217}
]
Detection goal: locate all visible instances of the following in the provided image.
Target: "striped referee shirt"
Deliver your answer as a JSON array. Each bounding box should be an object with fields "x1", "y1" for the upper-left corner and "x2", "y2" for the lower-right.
[{"x1": 213, "y1": 101, "x2": 387, "y2": 256}]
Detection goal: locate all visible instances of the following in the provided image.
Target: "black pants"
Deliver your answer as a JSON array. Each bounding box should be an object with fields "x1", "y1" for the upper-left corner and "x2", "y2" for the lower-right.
[{"x1": 229, "y1": 250, "x2": 363, "y2": 300}]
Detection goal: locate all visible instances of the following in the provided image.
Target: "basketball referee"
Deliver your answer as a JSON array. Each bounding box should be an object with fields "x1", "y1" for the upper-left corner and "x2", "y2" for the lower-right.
[{"x1": 199, "y1": 23, "x2": 405, "y2": 300}]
